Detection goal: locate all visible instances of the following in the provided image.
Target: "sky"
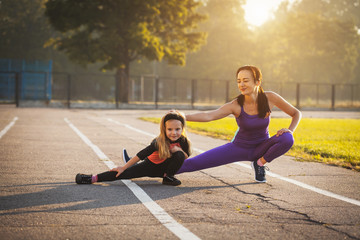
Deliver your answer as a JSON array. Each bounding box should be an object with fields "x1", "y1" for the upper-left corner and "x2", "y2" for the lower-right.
[{"x1": 243, "y1": 0, "x2": 295, "y2": 26}]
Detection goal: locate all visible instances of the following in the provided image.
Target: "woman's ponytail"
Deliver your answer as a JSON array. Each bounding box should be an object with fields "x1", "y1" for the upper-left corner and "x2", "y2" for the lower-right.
[{"x1": 257, "y1": 86, "x2": 271, "y2": 118}]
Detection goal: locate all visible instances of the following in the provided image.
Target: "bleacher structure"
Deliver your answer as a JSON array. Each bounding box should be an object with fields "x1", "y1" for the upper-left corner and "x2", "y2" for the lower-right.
[{"x1": 0, "y1": 59, "x2": 52, "y2": 103}]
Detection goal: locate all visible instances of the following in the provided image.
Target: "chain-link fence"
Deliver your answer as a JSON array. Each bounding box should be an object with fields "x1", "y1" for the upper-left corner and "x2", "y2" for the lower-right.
[{"x1": 2, "y1": 71, "x2": 359, "y2": 110}]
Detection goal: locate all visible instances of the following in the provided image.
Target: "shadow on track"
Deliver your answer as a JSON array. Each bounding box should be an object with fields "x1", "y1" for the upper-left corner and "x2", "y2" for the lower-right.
[{"x1": 0, "y1": 180, "x2": 258, "y2": 216}]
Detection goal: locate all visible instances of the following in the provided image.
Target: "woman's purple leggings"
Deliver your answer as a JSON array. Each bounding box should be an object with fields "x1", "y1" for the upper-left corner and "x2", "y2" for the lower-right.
[{"x1": 177, "y1": 132, "x2": 294, "y2": 174}]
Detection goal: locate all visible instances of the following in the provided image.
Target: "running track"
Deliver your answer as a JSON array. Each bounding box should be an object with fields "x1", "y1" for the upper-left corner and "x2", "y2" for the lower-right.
[{"x1": 0, "y1": 106, "x2": 359, "y2": 239}]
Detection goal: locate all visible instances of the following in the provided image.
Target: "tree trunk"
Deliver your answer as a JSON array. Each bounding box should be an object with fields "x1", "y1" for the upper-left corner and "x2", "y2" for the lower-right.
[{"x1": 116, "y1": 63, "x2": 130, "y2": 104}]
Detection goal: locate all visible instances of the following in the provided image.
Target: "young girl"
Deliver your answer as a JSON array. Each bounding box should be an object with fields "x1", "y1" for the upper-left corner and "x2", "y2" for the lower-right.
[
  {"x1": 76, "y1": 110, "x2": 191, "y2": 186},
  {"x1": 176, "y1": 65, "x2": 302, "y2": 183}
]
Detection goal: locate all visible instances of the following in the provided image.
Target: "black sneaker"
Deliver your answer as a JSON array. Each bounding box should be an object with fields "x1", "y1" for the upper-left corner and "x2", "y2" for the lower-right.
[
  {"x1": 162, "y1": 176, "x2": 181, "y2": 186},
  {"x1": 76, "y1": 173, "x2": 92, "y2": 184},
  {"x1": 123, "y1": 148, "x2": 131, "y2": 164},
  {"x1": 251, "y1": 161, "x2": 267, "y2": 183}
]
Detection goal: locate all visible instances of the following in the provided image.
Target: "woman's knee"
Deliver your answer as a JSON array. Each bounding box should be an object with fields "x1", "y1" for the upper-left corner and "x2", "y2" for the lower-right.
[{"x1": 278, "y1": 132, "x2": 294, "y2": 148}]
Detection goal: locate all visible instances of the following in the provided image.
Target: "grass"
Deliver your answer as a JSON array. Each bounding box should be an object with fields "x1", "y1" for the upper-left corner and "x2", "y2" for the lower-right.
[{"x1": 141, "y1": 117, "x2": 360, "y2": 171}]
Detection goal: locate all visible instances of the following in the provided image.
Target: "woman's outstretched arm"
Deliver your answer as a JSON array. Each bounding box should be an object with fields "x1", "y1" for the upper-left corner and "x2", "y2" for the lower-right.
[{"x1": 185, "y1": 100, "x2": 239, "y2": 122}]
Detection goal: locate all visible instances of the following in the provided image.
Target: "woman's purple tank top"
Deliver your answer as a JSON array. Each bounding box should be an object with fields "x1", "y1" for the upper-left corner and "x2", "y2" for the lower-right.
[{"x1": 232, "y1": 106, "x2": 270, "y2": 146}]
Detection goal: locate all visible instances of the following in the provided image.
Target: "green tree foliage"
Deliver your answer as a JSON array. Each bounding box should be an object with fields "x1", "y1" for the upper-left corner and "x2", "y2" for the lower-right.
[
  {"x1": 291, "y1": 0, "x2": 360, "y2": 84},
  {"x1": 0, "y1": 0, "x2": 93, "y2": 73},
  {"x1": 158, "y1": 0, "x2": 360, "y2": 87},
  {"x1": 294, "y1": 0, "x2": 360, "y2": 27},
  {"x1": 0, "y1": 0, "x2": 53, "y2": 60},
  {"x1": 255, "y1": 0, "x2": 360, "y2": 84},
  {"x1": 156, "y1": 0, "x2": 251, "y2": 80},
  {"x1": 185, "y1": 0, "x2": 250, "y2": 80},
  {"x1": 45, "y1": 0, "x2": 207, "y2": 103}
]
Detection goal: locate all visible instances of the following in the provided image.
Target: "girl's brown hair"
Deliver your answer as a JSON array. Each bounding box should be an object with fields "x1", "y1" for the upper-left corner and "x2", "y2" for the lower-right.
[
  {"x1": 156, "y1": 110, "x2": 191, "y2": 159},
  {"x1": 236, "y1": 65, "x2": 271, "y2": 118}
]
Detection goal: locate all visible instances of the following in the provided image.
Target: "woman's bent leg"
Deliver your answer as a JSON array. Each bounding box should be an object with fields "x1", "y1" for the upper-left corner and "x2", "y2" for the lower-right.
[
  {"x1": 177, "y1": 143, "x2": 250, "y2": 174},
  {"x1": 251, "y1": 132, "x2": 294, "y2": 163}
]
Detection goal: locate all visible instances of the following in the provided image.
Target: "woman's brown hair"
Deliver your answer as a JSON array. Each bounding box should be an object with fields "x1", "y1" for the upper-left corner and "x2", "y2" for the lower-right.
[{"x1": 236, "y1": 65, "x2": 271, "y2": 118}]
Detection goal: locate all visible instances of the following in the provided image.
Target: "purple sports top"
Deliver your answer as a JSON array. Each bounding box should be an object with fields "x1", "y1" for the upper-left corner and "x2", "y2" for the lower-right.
[{"x1": 232, "y1": 106, "x2": 270, "y2": 146}]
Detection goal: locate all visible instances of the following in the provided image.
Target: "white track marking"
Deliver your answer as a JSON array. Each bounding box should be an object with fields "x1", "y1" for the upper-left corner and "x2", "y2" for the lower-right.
[
  {"x1": 65, "y1": 118, "x2": 200, "y2": 240},
  {"x1": 107, "y1": 118, "x2": 156, "y2": 137},
  {"x1": 107, "y1": 118, "x2": 360, "y2": 207},
  {"x1": 234, "y1": 162, "x2": 360, "y2": 206},
  {"x1": 0, "y1": 117, "x2": 18, "y2": 139}
]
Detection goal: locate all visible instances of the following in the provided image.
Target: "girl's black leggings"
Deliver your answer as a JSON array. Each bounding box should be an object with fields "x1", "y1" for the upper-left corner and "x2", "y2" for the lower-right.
[{"x1": 97, "y1": 151, "x2": 185, "y2": 182}]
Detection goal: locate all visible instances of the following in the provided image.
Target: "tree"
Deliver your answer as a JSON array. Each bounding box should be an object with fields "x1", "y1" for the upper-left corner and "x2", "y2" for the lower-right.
[
  {"x1": 156, "y1": 0, "x2": 251, "y2": 81},
  {"x1": 45, "y1": 0, "x2": 207, "y2": 103},
  {"x1": 254, "y1": 0, "x2": 360, "y2": 84},
  {"x1": 0, "y1": 0, "x2": 53, "y2": 60},
  {"x1": 293, "y1": 0, "x2": 360, "y2": 28},
  {"x1": 185, "y1": 0, "x2": 249, "y2": 79},
  {"x1": 290, "y1": 0, "x2": 360, "y2": 83}
]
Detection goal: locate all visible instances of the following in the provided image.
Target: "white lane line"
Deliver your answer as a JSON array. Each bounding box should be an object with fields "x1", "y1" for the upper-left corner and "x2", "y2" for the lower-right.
[
  {"x1": 107, "y1": 118, "x2": 156, "y2": 137},
  {"x1": 0, "y1": 117, "x2": 18, "y2": 139},
  {"x1": 107, "y1": 118, "x2": 360, "y2": 207},
  {"x1": 234, "y1": 162, "x2": 360, "y2": 207},
  {"x1": 65, "y1": 118, "x2": 200, "y2": 240}
]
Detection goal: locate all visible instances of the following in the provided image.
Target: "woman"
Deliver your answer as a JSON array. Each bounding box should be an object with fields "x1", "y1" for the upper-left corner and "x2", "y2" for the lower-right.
[{"x1": 176, "y1": 65, "x2": 301, "y2": 183}]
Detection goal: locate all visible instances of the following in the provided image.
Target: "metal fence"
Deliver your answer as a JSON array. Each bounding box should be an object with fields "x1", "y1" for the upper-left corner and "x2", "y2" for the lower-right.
[
  {"x1": 2, "y1": 71, "x2": 360, "y2": 110},
  {"x1": 0, "y1": 71, "x2": 52, "y2": 103}
]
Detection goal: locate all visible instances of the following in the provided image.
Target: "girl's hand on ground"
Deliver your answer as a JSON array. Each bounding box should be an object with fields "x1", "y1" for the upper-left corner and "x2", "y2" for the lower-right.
[
  {"x1": 276, "y1": 128, "x2": 292, "y2": 137},
  {"x1": 110, "y1": 166, "x2": 125, "y2": 177}
]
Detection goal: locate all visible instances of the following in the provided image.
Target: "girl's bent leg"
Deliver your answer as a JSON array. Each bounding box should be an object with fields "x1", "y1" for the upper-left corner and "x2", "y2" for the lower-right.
[
  {"x1": 165, "y1": 151, "x2": 186, "y2": 176},
  {"x1": 251, "y1": 132, "x2": 294, "y2": 163},
  {"x1": 177, "y1": 143, "x2": 250, "y2": 174}
]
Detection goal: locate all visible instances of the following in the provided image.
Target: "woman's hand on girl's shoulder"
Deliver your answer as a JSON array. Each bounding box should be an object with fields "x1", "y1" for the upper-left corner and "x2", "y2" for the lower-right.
[{"x1": 110, "y1": 166, "x2": 125, "y2": 177}]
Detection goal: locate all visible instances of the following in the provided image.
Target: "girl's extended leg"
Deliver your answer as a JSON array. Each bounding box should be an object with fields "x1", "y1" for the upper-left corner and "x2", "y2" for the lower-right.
[
  {"x1": 97, "y1": 159, "x2": 162, "y2": 182},
  {"x1": 177, "y1": 143, "x2": 251, "y2": 174},
  {"x1": 97, "y1": 151, "x2": 186, "y2": 182},
  {"x1": 251, "y1": 132, "x2": 294, "y2": 162}
]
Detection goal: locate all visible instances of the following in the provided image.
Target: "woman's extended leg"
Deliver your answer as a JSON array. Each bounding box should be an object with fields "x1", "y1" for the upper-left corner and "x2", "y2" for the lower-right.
[
  {"x1": 250, "y1": 132, "x2": 294, "y2": 162},
  {"x1": 177, "y1": 143, "x2": 251, "y2": 174}
]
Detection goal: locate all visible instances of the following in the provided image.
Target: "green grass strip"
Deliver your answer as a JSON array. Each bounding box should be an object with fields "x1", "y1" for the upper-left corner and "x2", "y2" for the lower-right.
[{"x1": 140, "y1": 117, "x2": 360, "y2": 171}]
